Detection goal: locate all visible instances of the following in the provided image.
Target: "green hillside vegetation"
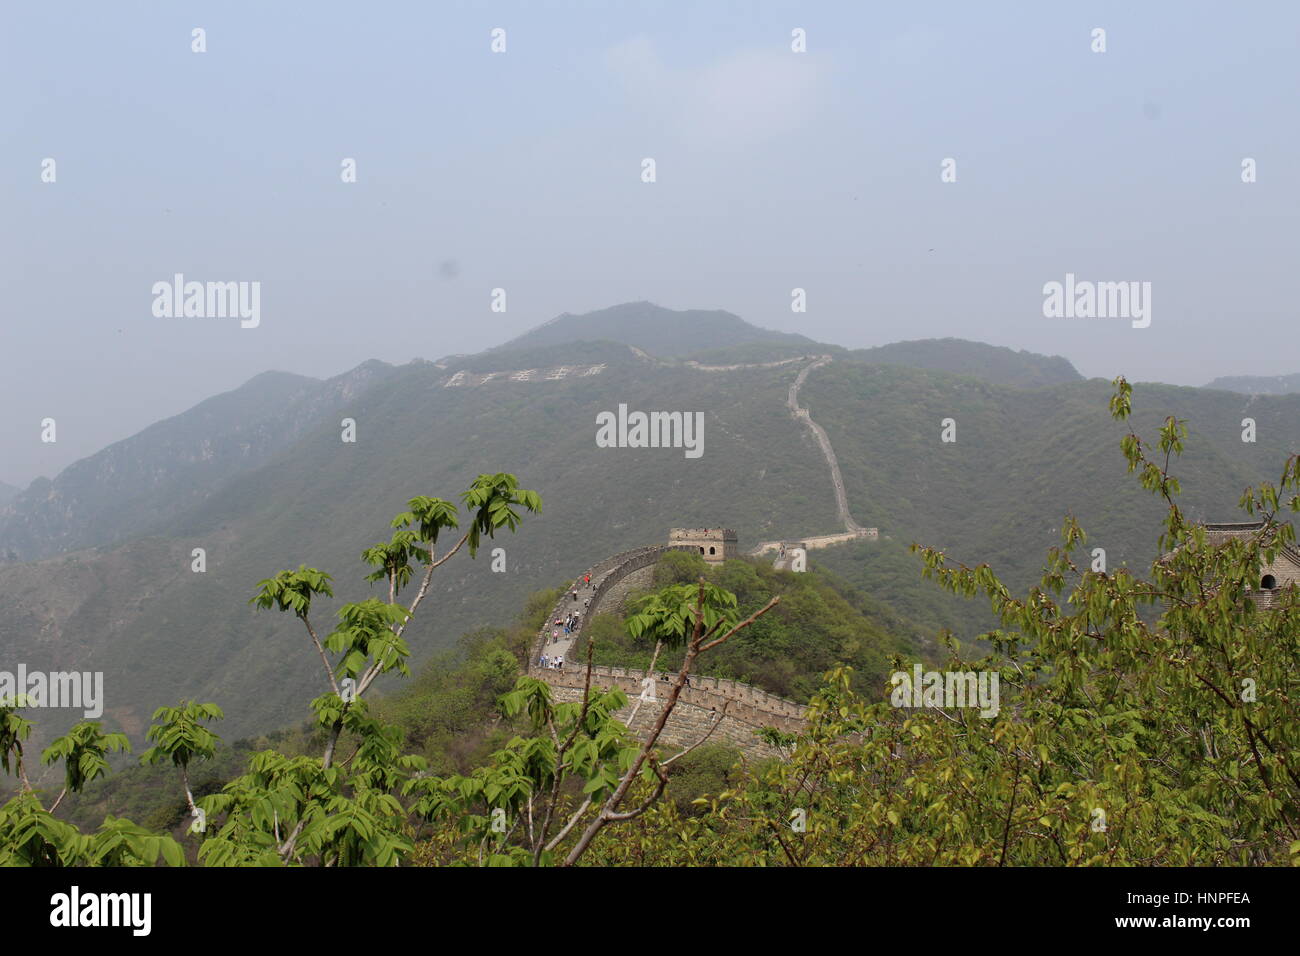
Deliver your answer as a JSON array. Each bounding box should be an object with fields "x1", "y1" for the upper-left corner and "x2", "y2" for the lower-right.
[
  {"x1": 848, "y1": 337, "x2": 1082, "y2": 388},
  {"x1": 804, "y1": 362, "x2": 1299, "y2": 596},
  {"x1": 812, "y1": 535, "x2": 993, "y2": 645},
  {"x1": 0, "y1": 362, "x2": 398, "y2": 563},
  {"x1": 51, "y1": 590, "x2": 556, "y2": 835},
  {"x1": 446, "y1": 339, "x2": 632, "y2": 374},
  {"x1": 678, "y1": 341, "x2": 833, "y2": 365},
  {"x1": 577, "y1": 550, "x2": 919, "y2": 702},
  {"x1": 1204, "y1": 372, "x2": 1300, "y2": 396}
]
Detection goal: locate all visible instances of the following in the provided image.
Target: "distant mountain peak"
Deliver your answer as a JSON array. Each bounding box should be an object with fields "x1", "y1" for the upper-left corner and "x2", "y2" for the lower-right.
[
  {"x1": 848, "y1": 338, "x2": 1082, "y2": 388},
  {"x1": 1203, "y1": 372, "x2": 1300, "y2": 397},
  {"x1": 497, "y1": 301, "x2": 817, "y2": 359},
  {"x1": 240, "y1": 369, "x2": 321, "y2": 389}
]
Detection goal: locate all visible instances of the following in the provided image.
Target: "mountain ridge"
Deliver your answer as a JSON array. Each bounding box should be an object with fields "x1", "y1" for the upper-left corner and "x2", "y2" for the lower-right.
[
  {"x1": 1203, "y1": 372, "x2": 1300, "y2": 396},
  {"x1": 847, "y1": 337, "x2": 1082, "y2": 388},
  {"x1": 0, "y1": 361, "x2": 398, "y2": 562}
]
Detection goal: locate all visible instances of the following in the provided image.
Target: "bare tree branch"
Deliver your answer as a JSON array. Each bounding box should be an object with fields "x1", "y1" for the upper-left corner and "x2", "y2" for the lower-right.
[
  {"x1": 662, "y1": 700, "x2": 730, "y2": 768},
  {"x1": 300, "y1": 614, "x2": 340, "y2": 697}
]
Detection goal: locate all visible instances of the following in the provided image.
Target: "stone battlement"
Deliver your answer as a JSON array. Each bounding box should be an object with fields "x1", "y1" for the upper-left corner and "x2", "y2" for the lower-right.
[
  {"x1": 668, "y1": 527, "x2": 738, "y2": 564},
  {"x1": 669, "y1": 528, "x2": 737, "y2": 540}
]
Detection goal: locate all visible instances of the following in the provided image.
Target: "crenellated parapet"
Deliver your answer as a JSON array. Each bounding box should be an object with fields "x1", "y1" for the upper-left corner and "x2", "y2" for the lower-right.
[
  {"x1": 667, "y1": 527, "x2": 738, "y2": 564},
  {"x1": 544, "y1": 664, "x2": 805, "y2": 731}
]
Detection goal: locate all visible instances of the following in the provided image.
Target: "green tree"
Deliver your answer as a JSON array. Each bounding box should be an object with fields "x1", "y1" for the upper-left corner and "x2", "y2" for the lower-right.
[
  {"x1": 196, "y1": 473, "x2": 544, "y2": 866},
  {"x1": 0, "y1": 706, "x2": 182, "y2": 866},
  {"x1": 0, "y1": 700, "x2": 34, "y2": 792},
  {"x1": 140, "y1": 701, "x2": 224, "y2": 819},
  {"x1": 41, "y1": 722, "x2": 131, "y2": 812}
]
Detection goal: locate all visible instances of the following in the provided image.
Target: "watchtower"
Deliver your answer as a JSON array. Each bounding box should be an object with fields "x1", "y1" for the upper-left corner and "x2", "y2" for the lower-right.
[
  {"x1": 669, "y1": 527, "x2": 738, "y2": 565},
  {"x1": 1160, "y1": 519, "x2": 1300, "y2": 609}
]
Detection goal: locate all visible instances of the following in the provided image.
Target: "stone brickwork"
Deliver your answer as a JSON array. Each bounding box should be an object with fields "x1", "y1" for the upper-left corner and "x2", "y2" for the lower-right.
[
  {"x1": 546, "y1": 666, "x2": 800, "y2": 760},
  {"x1": 546, "y1": 665, "x2": 804, "y2": 728},
  {"x1": 442, "y1": 364, "x2": 606, "y2": 387},
  {"x1": 668, "y1": 527, "x2": 738, "y2": 564},
  {"x1": 598, "y1": 563, "x2": 656, "y2": 615}
]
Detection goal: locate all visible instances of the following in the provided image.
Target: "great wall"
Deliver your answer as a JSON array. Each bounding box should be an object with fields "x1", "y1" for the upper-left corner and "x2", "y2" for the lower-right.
[
  {"x1": 478, "y1": 349, "x2": 880, "y2": 758},
  {"x1": 747, "y1": 354, "x2": 878, "y2": 558},
  {"x1": 527, "y1": 533, "x2": 806, "y2": 760}
]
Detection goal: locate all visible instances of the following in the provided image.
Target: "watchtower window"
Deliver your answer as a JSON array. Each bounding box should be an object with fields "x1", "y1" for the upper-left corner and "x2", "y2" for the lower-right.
[
  {"x1": 699, "y1": 547, "x2": 705, "y2": 555},
  {"x1": 1261, "y1": 574, "x2": 1277, "y2": 590},
  {"x1": 709, "y1": 546, "x2": 716, "y2": 555}
]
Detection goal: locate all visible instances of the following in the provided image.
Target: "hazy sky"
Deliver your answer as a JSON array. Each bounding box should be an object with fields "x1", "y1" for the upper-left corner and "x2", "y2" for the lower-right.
[{"x1": 2, "y1": 1, "x2": 1297, "y2": 487}]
